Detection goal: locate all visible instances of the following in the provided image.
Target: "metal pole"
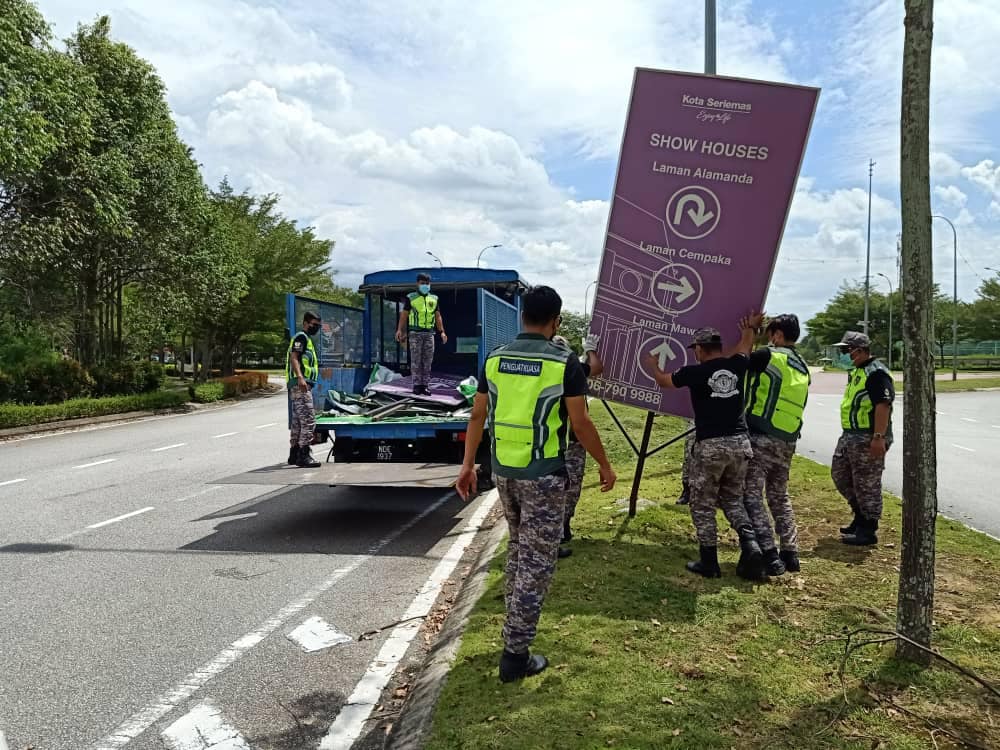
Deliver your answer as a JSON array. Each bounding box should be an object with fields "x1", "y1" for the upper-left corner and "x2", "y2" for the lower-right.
[
  {"x1": 425, "y1": 250, "x2": 443, "y2": 268},
  {"x1": 878, "y1": 272, "x2": 893, "y2": 370},
  {"x1": 628, "y1": 412, "x2": 656, "y2": 517},
  {"x1": 863, "y1": 159, "x2": 875, "y2": 335},
  {"x1": 476, "y1": 244, "x2": 501, "y2": 268},
  {"x1": 704, "y1": 0, "x2": 716, "y2": 74},
  {"x1": 584, "y1": 280, "x2": 597, "y2": 318},
  {"x1": 932, "y1": 215, "x2": 958, "y2": 381}
]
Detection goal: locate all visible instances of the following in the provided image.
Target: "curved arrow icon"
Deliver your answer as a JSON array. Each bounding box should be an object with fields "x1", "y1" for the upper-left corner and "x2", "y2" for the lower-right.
[
  {"x1": 672, "y1": 194, "x2": 715, "y2": 228},
  {"x1": 649, "y1": 340, "x2": 676, "y2": 370},
  {"x1": 657, "y1": 276, "x2": 696, "y2": 304}
]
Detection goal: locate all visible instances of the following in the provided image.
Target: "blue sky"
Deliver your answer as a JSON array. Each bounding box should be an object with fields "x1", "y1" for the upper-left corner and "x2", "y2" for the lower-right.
[{"x1": 35, "y1": 0, "x2": 1000, "y2": 325}]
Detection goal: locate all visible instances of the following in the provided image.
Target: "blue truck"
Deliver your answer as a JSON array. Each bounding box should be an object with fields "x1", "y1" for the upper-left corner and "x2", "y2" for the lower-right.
[{"x1": 269, "y1": 267, "x2": 527, "y2": 487}]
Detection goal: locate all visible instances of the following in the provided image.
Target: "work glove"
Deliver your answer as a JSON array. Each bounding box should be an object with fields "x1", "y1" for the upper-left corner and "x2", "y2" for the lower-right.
[{"x1": 582, "y1": 334, "x2": 600, "y2": 353}]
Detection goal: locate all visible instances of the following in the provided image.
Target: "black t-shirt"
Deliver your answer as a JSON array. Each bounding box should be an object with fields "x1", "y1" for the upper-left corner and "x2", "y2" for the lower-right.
[
  {"x1": 860, "y1": 359, "x2": 895, "y2": 405},
  {"x1": 671, "y1": 351, "x2": 770, "y2": 440}
]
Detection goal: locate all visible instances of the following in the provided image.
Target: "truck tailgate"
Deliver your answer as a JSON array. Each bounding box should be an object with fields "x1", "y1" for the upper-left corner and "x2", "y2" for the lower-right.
[{"x1": 211, "y1": 461, "x2": 461, "y2": 489}]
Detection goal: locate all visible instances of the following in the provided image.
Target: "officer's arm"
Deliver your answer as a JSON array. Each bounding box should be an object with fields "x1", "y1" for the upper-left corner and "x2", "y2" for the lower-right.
[
  {"x1": 649, "y1": 366, "x2": 677, "y2": 389},
  {"x1": 584, "y1": 351, "x2": 604, "y2": 378},
  {"x1": 565, "y1": 396, "x2": 612, "y2": 470},
  {"x1": 396, "y1": 309, "x2": 408, "y2": 339},
  {"x1": 461, "y1": 393, "x2": 489, "y2": 470},
  {"x1": 873, "y1": 403, "x2": 890, "y2": 437}
]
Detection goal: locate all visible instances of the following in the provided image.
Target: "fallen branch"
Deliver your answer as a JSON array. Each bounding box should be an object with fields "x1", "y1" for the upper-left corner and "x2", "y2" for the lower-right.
[
  {"x1": 864, "y1": 685, "x2": 992, "y2": 750},
  {"x1": 358, "y1": 615, "x2": 425, "y2": 641}
]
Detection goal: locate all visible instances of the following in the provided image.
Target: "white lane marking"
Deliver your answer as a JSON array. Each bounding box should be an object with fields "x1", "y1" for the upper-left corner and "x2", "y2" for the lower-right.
[
  {"x1": 87, "y1": 507, "x2": 155, "y2": 529},
  {"x1": 161, "y1": 700, "x2": 249, "y2": 750},
  {"x1": 960, "y1": 417, "x2": 978, "y2": 423},
  {"x1": 320, "y1": 490, "x2": 497, "y2": 750},
  {"x1": 254, "y1": 422, "x2": 277, "y2": 429},
  {"x1": 952, "y1": 444, "x2": 976, "y2": 453},
  {"x1": 73, "y1": 458, "x2": 116, "y2": 469},
  {"x1": 212, "y1": 432, "x2": 239, "y2": 439},
  {"x1": 287, "y1": 616, "x2": 353, "y2": 653},
  {"x1": 0, "y1": 728, "x2": 9, "y2": 750},
  {"x1": 151, "y1": 443, "x2": 187, "y2": 452},
  {"x1": 0, "y1": 478, "x2": 27, "y2": 487},
  {"x1": 174, "y1": 486, "x2": 222, "y2": 503},
  {"x1": 936, "y1": 410, "x2": 948, "y2": 416},
  {"x1": 992, "y1": 425, "x2": 1000, "y2": 430},
  {"x1": 814, "y1": 401, "x2": 825, "y2": 407},
  {"x1": 92, "y1": 491, "x2": 453, "y2": 750}
]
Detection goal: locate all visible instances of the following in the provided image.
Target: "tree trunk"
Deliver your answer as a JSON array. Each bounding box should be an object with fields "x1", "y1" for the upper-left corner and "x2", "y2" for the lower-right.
[
  {"x1": 179, "y1": 332, "x2": 188, "y2": 379},
  {"x1": 896, "y1": 0, "x2": 936, "y2": 665}
]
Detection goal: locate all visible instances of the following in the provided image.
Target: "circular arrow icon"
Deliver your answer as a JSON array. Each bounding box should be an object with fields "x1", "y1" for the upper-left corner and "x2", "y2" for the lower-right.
[
  {"x1": 637, "y1": 335, "x2": 687, "y2": 383},
  {"x1": 650, "y1": 264, "x2": 703, "y2": 314},
  {"x1": 665, "y1": 185, "x2": 721, "y2": 240}
]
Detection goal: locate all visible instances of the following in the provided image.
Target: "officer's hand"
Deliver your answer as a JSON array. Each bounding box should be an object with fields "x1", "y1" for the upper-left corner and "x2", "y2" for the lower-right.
[
  {"x1": 440, "y1": 332, "x2": 448, "y2": 345},
  {"x1": 869, "y1": 436, "x2": 887, "y2": 459},
  {"x1": 598, "y1": 463, "x2": 616, "y2": 492},
  {"x1": 642, "y1": 353, "x2": 659, "y2": 373},
  {"x1": 455, "y1": 466, "x2": 478, "y2": 501},
  {"x1": 297, "y1": 376, "x2": 308, "y2": 390},
  {"x1": 583, "y1": 334, "x2": 600, "y2": 353},
  {"x1": 395, "y1": 330, "x2": 405, "y2": 344}
]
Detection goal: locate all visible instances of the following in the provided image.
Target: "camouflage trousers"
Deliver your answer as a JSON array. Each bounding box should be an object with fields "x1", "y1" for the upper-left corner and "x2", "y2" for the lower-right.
[
  {"x1": 563, "y1": 442, "x2": 587, "y2": 522},
  {"x1": 409, "y1": 330, "x2": 435, "y2": 388},
  {"x1": 689, "y1": 434, "x2": 754, "y2": 546},
  {"x1": 743, "y1": 432, "x2": 799, "y2": 552},
  {"x1": 831, "y1": 432, "x2": 886, "y2": 521},
  {"x1": 680, "y1": 420, "x2": 695, "y2": 486},
  {"x1": 496, "y1": 472, "x2": 569, "y2": 654},
  {"x1": 288, "y1": 385, "x2": 316, "y2": 448}
]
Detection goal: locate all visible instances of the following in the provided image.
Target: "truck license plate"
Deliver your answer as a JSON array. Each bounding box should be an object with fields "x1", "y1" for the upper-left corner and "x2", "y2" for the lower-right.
[{"x1": 377, "y1": 444, "x2": 394, "y2": 462}]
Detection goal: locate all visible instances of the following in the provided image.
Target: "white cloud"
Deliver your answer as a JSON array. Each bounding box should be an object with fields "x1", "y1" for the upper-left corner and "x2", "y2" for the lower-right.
[
  {"x1": 961, "y1": 159, "x2": 1000, "y2": 198},
  {"x1": 954, "y1": 207, "x2": 976, "y2": 227},
  {"x1": 931, "y1": 151, "x2": 963, "y2": 179},
  {"x1": 933, "y1": 184, "x2": 968, "y2": 208},
  {"x1": 989, "y1": 201, "x2": 1000, "y2": 220}
]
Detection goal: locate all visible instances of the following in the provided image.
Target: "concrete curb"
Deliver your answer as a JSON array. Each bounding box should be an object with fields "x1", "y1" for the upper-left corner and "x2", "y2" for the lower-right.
[{"x1": 385, "y1": 501, "x2": 507, "y2": 750}]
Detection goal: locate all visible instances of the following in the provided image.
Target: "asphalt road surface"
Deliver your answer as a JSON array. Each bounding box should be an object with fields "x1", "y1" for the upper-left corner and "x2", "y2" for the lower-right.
[
  {"x1": 798, "y1": 373, "x2": 1000, "y2": 539},
  {"x1": 0, "y1": 393, "x2": 495, "y2": 750}
]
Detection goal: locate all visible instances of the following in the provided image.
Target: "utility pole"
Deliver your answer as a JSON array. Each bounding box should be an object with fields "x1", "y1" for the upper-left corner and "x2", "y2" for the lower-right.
[
  {"x1": 931, "y1": 214, "x2": 958, "y2": 381},
  {"x1": 704, "y1": 0, "x2": 716, "y2": 74},
  {"x1": 476, "y1": 244, "x2": 502, "y2": 268},
  {"x1": 877, "y1": 272, "x2": 894, "y2": 370},
  {"x1": 863, "y1": 159, "x2": 875, "y2": 335}
]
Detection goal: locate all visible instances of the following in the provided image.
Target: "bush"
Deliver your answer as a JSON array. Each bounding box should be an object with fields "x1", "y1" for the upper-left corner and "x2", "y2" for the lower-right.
[
  {"x1": 189, "y1": 382, "x2": 225, "y2": 403},
  {"x1": 221, "y1": 370, "x2": 270, "y2": 398},
  {"x1": 91, "y1": 359, "x2": 165, "y2": 396},
  {"x1": 0, "y1": 390, "x2": 188, "y2": 429},
  {"x1": 13, "y1": 359, "x2": 95, "y2": 405},
  {"x1": 0, "y1": 368, "x2": 13, "y2": 403}
]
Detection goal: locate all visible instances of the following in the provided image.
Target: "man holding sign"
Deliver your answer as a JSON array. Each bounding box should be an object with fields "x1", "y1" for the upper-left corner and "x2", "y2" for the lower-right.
[{"x1": 644, "y1": 314, "x2": 769, "y2": 580}]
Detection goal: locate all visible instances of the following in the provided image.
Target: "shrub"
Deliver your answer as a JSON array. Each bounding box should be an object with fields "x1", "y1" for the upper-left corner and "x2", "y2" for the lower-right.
[
  {"x1": 0, "y1": 368, "x2": 13, "y2": 403},
  {"x1": 15, "y1": 359, "x2": 95, "y2": 405},
  {"x1": 222, "y1": 371, "x2": 270, "y2": 398},
  {"x1": 0, "y1": 390, "x2": 188, "y2": 429},
  {"x1": 189, "y1": 382, "x2": 225, "y2": 403},
  {"x1": 91, "y1": 359, "x2": 165, "y2": 396}
]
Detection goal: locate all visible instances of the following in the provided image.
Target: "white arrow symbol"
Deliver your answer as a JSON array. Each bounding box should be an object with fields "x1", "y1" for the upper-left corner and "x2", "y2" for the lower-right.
[
  {"x1": 672, "y1": 194, "x2": 715, "y2": 227},
  {"x1": 657, "y1": 276, "x2": 696, "y2": 304},
  {"x1": 649, "y1": 341, "x2": 676, "y2": 371}
]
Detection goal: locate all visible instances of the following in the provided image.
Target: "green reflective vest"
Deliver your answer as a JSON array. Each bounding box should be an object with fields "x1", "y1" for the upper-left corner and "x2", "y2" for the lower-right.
[
  {"x1": 285, "y1": 332, "x2": 319, "y2": 385},
  {"x1": 484, "y1": 337, "x2": 572, "y2": 479},
  {"x1": 746, "y1": 346, "x2": 811, "y2": 442},
  {"x1": 408, "y1": 292, "x2": 439, "y2": 330},
  {"x1": 840, "y1": 359, "x2": 892, "y2": 434}
]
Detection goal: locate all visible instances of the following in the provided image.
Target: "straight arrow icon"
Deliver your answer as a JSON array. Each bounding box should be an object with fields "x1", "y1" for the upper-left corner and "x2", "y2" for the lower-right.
[
  {"x1": 656, "y1": 276, "x2": 696, "y2": 304},
  {"x1": 649, "y1": 341, "x2": 676, "y2": 371}
]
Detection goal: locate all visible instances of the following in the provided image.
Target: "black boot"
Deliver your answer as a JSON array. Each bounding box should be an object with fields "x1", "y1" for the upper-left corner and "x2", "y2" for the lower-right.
[
  {"x1": 843, "y1": 518, "x2": 879, "y2": 546},
  {"x1": 296, "y1": 446, "x2": 321, "y2": 468},
  {"x1": 557, "y1": 546, "x2": 573, "y2": 559},
  {"x1": 779, "y1": 549, "x2": 801, "y2": 573},
  {"x1": 685, "y1": 545, "x2": 721, "y2": 578},
  {"x1": 763, "y1": 547, "x2": 786, "y2": 577},
  {"x1": 735, "y1": 527, "x2": 765, "y2": 581},
  {"x1": 499, "y1": 649, "x2": 549, "y2": 682},
  {"x1": 562, "y1": 519, "x2": 573, "y2": 544},
  {"x1": 287, "y1": 445, "x2": 299, "y2": 465},
  {"x1": 676, "y1": 481, "x2": 690, "y2": 505},
  {"x1": 840, "y1": 500, "x2": 861, "y2": 535}
]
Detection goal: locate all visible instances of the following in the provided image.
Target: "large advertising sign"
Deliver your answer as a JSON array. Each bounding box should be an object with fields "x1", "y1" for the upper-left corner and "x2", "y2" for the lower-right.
[{"x1": 588, "y1": 68, "x2": 819, "y2": 417}]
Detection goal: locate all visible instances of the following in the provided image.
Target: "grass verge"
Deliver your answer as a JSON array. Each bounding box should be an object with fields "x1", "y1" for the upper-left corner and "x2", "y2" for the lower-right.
[
  {"x1": 893, "y1": 376, "x2": 1000, "y2": 393},
  {"x1": 427, "y1": 405, "x2": 1000, "y2": 750},
  {"x1": 0, "y1": 390, "x2": 188, "y2": 429}
]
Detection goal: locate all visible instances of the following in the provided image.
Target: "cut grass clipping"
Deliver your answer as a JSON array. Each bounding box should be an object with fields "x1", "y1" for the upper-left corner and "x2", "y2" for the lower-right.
[{"x1": 427, "y1": 404, "x2": 1000, "y2": 750}]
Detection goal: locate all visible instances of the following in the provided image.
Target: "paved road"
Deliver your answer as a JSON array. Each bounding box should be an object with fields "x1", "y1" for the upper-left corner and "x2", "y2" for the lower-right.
[
  {"x1": 0, "y1": 394, "x2": 494, "y2": 750},
  {"x1": 798, "y1": 376, "x2": 1000, "y2": 539}
]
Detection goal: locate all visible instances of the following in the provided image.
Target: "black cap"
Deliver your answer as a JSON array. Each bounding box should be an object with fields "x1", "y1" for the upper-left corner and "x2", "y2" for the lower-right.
[{"x1": 417, "y1": 272, "x2": 431, "y2": 282}]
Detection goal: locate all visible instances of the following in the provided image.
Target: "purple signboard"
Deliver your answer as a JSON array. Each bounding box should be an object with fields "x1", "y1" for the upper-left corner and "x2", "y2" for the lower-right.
[{"x1": 588, "y1": 68, "x2": 819, "y2": 417}]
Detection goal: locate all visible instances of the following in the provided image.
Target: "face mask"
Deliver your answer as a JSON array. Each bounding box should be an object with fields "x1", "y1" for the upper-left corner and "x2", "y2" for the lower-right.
[
  {"x1": 307, "y1": 323, "x2": 320, "y2": 335},
  {"x1": 418, "y1": 284, "x2": 431, "y2": 295}
]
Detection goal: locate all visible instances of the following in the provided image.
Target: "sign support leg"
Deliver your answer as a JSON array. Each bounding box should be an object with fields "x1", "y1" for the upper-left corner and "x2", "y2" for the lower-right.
[{"x1": 628, "y1": 412, "x2": 656, "y2": 517}]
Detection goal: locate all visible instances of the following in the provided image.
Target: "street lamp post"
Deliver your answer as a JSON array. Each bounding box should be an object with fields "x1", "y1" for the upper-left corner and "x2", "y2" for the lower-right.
[
  {"x1": 877, "y1": 272, "x2": 894, "y2": 370},
  {"x1": 425, "y1": 250, "x2": 443, "y2": 268},
  {"x1": 863, "y1": 160, "x2": 875, "y2": 335},
  {"x1": 476, "y1": 244, "x2": 502, "y2": 268},
  {"x1": 931, "y1": 215, "x2": 959, "y2": 381},
  {"x1": 583, "y1": 280, "x2": 598, "y2": 318}
]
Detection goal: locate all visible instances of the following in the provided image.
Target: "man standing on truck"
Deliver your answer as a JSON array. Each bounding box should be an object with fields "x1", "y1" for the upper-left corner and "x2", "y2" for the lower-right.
[
  {"x1": 396, "y1": 272, "x2": 447, "y2": 395},
  {"x1": 456, "y1": 286, "x2": 617, "y2": 683},
  {"x1": 286, "y1": 311, "x2": 322, "y2": 468}
]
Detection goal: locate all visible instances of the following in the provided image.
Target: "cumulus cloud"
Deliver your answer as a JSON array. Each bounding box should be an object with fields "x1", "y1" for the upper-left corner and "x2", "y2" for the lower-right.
[
  {"x1": 961, "y1": 159, "x2": 1000, "y2": 198},
  {"x1": 933, "y1": 185, "x2": 968, "y2": 208}
]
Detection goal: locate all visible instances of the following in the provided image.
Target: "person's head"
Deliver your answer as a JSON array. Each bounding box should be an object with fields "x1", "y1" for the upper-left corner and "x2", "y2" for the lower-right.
[
  {"x1": 688, "y1": 327, "x2": 723, "y2": 363},
  {"x1": 766, "y1": 314, "x2": 800, "y2": 347},
  {"x1": 833, "y1": 331, "x2": 871, "y2": 366},
  {"x1": 303, "y1": 311, "x2": 321, "y2": 336},
  {"x1": 521, "y1": 285, "x2": 563, "y2": 339},
  {"x1": 416, "y1": 273, "x2": 431, "y2": 295}
]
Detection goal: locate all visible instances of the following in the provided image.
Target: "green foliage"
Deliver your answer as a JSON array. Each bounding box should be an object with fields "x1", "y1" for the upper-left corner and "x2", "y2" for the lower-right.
[
  {"x1": 188, "y1": 382, "x2": 224, "y2": 403},
  {"x1": 0, "y1": 358, "x2": 94, "y2": 405},
  {"x1": 90, "y1": 359, "x2": 164, "y2": 396},
  {"x1": 558, "y1": 311, "x2": 589, "y2": 354},
  {"x1": 220, "y1": 371, "x2": 269, "y2": 397},
  {"x1": 0, "y1": 389, "x2": 187, "y2": 428}
]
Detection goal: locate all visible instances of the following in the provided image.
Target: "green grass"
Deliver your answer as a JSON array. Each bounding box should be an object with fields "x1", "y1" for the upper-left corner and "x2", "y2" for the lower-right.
[
  {"x1": 0, "y1": 390, "x2": 189, "y2": 429},
  {"x1": 893, "y1": 376, "x2": 1000, "y2": 392},
  {"x1": 426, "y1": 405, "x2": 1000, "y2": 750}
]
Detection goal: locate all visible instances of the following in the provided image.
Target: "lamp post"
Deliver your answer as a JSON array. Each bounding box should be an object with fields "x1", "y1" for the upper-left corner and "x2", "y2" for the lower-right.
[
  {"x1": 877, "y1": 272, "x2": 894, "y2": 370},
  {"x1": 425, "y1": 250, "x2": 443, "y2": 268},
  {"x1": 476, "y1": 244, "x2": 502, "y2": 268},
  {"x1": 583, "y1": 280, "x2": 598, "y2": 318},
  {"x1": 863, "y1": 159, "x2": 875, "y2": 335},
  {"x1": 931, "y1": 214, "x2": 958, "y2": 381}
]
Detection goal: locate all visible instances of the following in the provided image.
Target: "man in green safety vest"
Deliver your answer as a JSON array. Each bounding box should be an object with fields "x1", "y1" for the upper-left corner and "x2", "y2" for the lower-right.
[
  {"x1": 742, "y1": 314, "x2": 811, "y2": 576},
  {"x1": 396, "y1": 272, "x2": 447, "y2": 395},
  {"x1": 830, "y1": 331, "x2": 894, "y2": 546},
  {"x1": 456, "y1": 285, "x2": 616, "y2": 683},
  {"x1": 285, "y1": 311, "x2": 322, "y2": 468}
]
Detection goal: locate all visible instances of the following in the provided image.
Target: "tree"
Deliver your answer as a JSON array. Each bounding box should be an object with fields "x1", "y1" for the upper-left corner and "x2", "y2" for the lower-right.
[
  {"x1": 558, "y1": 311, "x2": 590, "y2": 355},
  {"x1": 806, "y1": 283, "x2": 893, "y2": 359},
  {"x1": 897, "y1": 0, "x2": 936, "y2": 665},
  {"x1": 966, "y1": 275, "x2": 1000, "y2": 343}
]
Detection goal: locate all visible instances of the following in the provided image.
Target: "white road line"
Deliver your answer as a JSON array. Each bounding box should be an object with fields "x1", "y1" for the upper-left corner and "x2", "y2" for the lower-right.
[
  {"x1": 1, "y1": 728, "x2": 9, "y2": 750},
  {"x1": 91, "y1": 491, "x2": 453, "y2": 750},
  {"x1": 814, "y1": 401, "x2": 825, "y2": 407},
  {"x1": 936, "y1": 410, "x2": 948, "y2": 416},
  {"x1": 320, "y1": 490, "x2": 497, "y2": 750},
  {"x1": 0, "y1": 478, "x2": 27, "y2": 487},
  {"x1": 151, "y1": 443, "x2": 187, "y2": 453},
  {"x1": 952, "y1": 444, "x2": 976, "y2": 453},
  {"x1": 212, "y1": 432, "x2": 239, "y2": 439},
  {"x1": 161, "y1": 700, "x2": 249, "y2": 750},
  {"x1": 73, "y1": 458, "x2": 116, "y2": 469},
  {"x1": 254, "y1": 422, "x2": 277, "y2": 429},
  {"x1": 960, "y1": 417, "x2": 978, "y2": 423},
  {"x1": 174, "y1": 486, "x2": 222, "y2": 503},
  {"x1": 287, "y1": 616, "x2": 352, "y2": 653},
  {"x1": 992, "y1": 425, "x2": 1000, "y2": 430},
  {"x1": 87, "y1": 507, "x2": 155, "y2": 529}
]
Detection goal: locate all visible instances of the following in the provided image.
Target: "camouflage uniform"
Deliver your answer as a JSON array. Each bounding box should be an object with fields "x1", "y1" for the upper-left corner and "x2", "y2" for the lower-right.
[
  {"x1": 744, "y1": 432, "x2": 799, "y2": 552},
  {"x1": 563, "y1": 441, "x2": 587, "y2": 524},
  {"x1": 680, "y1": 419, "x2": 695, "y2": 487},
  {"x1": 689, "y1": 434, "x2": 755, "y2": 545},
  {"x1": 409, "y1": 331, "x2": 435, "y2": 389},
  {"x1": 288, "y1": 385, "x2": 316, "y2": 448},
  {"x1": 496, "y1": 472, "x2": 569, "y2": 654},
  {"x1": 831, "y1": 433, "x2": 885, "y2": 521}
]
